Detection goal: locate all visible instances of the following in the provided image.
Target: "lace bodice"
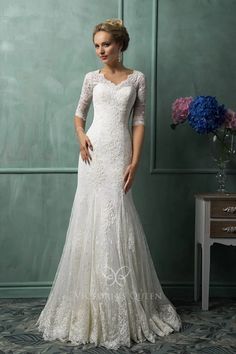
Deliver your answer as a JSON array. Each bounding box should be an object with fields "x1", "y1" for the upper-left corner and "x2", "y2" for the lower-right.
[{"x1": 74, "y1": 69, "x2": 146, "y2": 126}]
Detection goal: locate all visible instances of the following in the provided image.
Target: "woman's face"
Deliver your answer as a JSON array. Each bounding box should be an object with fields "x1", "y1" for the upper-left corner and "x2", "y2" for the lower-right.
[{"x1": 93, "y1": 31, "x2": 121, "y2": 64}]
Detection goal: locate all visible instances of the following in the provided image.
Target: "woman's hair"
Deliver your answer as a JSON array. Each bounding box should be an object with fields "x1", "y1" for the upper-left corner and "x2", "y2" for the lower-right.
[{"x1": 92, "y1": 18, "x2": 130, "y2": 52}]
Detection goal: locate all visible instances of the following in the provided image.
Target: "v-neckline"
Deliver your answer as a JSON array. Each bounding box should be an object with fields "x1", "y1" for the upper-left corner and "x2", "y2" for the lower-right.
[{"x1": 97, "y1": 69, "x2": 136, "y2": 87}]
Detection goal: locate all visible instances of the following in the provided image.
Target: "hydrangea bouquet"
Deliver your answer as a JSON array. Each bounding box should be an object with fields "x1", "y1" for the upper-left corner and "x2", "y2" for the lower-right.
[{"x1": 171, "y1": 95, "x2": 236, "y2": 192}]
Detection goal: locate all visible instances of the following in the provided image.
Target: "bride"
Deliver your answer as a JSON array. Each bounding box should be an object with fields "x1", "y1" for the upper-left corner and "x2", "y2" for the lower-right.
[{"x1": 35, "y1": 18, "x2": 182, "y2": 350}]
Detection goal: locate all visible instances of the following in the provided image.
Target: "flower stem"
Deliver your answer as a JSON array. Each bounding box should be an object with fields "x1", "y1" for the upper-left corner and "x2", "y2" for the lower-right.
[{"x1": 211, "y1": 130, "x2": 231, "y2": 152}]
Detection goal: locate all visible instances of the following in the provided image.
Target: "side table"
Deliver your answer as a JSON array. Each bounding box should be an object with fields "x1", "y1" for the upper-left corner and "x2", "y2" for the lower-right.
[{"x1": 194, "y1": 193, "x2": 236, "y2": 310}]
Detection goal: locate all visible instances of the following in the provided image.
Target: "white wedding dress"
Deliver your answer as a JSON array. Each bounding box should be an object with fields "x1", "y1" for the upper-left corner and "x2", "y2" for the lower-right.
[{"x1": 35, "y1": 69, "x2": 182, "y2": 350}]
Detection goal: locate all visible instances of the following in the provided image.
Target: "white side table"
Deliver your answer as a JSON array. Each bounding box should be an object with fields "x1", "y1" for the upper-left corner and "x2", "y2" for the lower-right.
[{"x1": 194, "y1": 193, "x2": 236, "y2": 310}]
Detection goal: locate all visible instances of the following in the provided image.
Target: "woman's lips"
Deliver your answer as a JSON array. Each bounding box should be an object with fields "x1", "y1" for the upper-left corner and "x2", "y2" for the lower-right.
[{"x1": 101, "y1": 56, "x2": 107, "y2": 60}]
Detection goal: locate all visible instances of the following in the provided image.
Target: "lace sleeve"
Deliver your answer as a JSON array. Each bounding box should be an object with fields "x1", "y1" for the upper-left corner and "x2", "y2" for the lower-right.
[
  {"x1": 74, "y1": 72, "x2": 93, "y2": 121},
  {"x1": 132, "y1": 73, "x2": 146, "y2": 126}
]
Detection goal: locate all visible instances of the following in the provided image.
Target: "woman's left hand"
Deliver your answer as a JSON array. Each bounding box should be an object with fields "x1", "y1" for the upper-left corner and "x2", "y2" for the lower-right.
[{"x1": 123, "y1": 163, "x2": 138, "y2": 194}]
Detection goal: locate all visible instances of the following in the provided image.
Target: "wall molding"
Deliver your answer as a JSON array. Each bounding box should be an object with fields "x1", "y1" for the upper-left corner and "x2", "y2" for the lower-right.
[
  {"x1": 118, "y1": 0, "x2": 124, "y2": 19},
  {"x1": 0, "y1": 0, "x2": 124, "y2": 177},
  {"x1": 1, "y1": 167, "x2": 236, "y2": 175},
  {"x1": 150, "y1": 0, "x2": 159, "y2": 174},
  {"x1": 150, "y1": 0, "x2": 236, "y2": 175},
  {"x1": 150, "y1": 168, "x2": 236, "y2": 175},
  {"x1": 0, "y1": 168, "x2": 78, "y2": 174}
]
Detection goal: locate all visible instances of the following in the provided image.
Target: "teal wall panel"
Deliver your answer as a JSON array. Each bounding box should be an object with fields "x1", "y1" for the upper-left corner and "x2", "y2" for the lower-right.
[
  {"x1": 0, "y1": 0, "x2": 235, "y2": 298},
  {"x1": 0, "y1": 0, "x2": 119, "y2": 168},
  {"x1": 0, "y1": 173, "x2": 76, "y2": 282},
  {"x1": 156, "y1": 0, "x2": 236, "y2": 171}
]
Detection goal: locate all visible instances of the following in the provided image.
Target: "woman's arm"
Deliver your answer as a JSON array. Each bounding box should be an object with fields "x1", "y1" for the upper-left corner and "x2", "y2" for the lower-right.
[
  {"x1": 74, "y1": 116, "x2": 85, "y2": 138},
  {"x1": 74, "y1": 116, "x2": 93, "y2": 164},
  {"x1": 131, "y1": 124, "x2": 145, "y2": 168},
  {"x1": 123, "y1": 73, "x2": 146, "y2": 193},
  {"x1": 131, "y1": 72, "x2": 146, "y2": 168},
  {"x1": 74, "y1": 73, "x2": 93, "y2": 163}
]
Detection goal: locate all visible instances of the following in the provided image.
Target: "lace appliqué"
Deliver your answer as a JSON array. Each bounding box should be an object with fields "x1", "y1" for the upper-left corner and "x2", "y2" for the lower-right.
[
  {"x1": 74, "y1": 72, "x2": 93, "y2": 121},
  {"x1": 132, "y1": 73, "x2": 146, "y2": 126},
  {"x1": 74, "y1": 70, "x2": 146, "y2": 126}
]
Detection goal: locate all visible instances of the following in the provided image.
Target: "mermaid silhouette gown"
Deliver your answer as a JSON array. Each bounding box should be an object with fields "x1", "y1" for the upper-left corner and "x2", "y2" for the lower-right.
[{"x1": 35, "y1": 69, "x2": 182, "y2": 350}]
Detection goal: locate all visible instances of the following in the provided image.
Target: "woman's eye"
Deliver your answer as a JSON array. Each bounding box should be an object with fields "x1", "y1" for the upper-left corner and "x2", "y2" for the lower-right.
[{"x1": 94, "y1": 43, "x2": 110, "y2": 48}]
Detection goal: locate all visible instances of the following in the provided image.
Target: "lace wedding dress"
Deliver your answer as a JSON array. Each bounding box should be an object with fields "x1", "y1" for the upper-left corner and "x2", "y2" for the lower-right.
[{"x1": 35, "y1": 69, "x2": 182, "y2": 350}]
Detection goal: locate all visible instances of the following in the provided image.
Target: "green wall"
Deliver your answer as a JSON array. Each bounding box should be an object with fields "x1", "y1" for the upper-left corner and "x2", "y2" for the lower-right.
[{"x1": 0, "y1": 0, "x2": 235, "y2": 298}]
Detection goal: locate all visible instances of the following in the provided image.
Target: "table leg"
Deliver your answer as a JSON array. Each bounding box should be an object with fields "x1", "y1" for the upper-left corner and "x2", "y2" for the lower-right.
[
  {"x1": 202, "y1": 243, "x2": 210, "y2": 310},
  {"x1": 194, "y1": 242, "x2": 201, "y2": 301}
]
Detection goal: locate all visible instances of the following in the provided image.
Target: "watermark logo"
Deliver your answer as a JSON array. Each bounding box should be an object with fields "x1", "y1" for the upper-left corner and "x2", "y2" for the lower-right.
[{"x1": 102, "y1": 265, "x2": 130, "y2": 287}]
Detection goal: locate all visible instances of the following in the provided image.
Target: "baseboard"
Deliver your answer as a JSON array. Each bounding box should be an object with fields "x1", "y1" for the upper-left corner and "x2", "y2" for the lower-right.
[
  {"x1": 0, "y1": 281, "x2": 236, "y2": 299},
  {"x1": 162, "y1": 281, "x2": 236, "y2": 299}
]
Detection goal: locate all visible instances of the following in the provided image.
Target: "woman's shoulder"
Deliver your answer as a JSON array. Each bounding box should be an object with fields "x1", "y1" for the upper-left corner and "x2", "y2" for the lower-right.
[
  {"x1": 133, "y1": 70, "x2": 146, "y2": 85},
  {"x1": 126, "y1": 68, "x2": 145, "y2": 79},
  {"x1": 134, "y1": 70, "x2": 145, "y2": 80},
  {"x1": 126, "y1": 69, "x2": 146, "y2": 86}
]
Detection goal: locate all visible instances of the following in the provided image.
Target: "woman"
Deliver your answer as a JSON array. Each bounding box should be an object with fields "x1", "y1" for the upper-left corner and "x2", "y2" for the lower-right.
[{"x1": 35, "y1": 18, "x2": 182, "y2": 350}]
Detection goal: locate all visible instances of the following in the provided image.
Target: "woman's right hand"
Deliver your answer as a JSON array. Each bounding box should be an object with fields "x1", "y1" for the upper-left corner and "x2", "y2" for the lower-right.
[{"x1": 77, "y1": 130, "x2": 93, "y2": 164}]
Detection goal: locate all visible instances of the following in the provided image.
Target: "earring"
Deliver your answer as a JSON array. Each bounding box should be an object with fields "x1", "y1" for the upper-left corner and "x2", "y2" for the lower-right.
[{"x1": 118, "y1": 49, "x2": 123, "y2": 63}]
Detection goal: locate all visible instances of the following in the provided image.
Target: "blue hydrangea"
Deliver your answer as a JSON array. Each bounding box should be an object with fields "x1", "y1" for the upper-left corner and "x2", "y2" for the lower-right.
[{"x1": 188, "y1": 96, "x2": 226, "y2": 134}]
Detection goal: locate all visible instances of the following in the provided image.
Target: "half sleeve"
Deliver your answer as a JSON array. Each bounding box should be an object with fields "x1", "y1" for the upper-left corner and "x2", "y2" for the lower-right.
[
  {"x1": 74, "y1": 73, "x2": 93, "y2": 121},
  {"x1": 132, "y1": 73, "x2": 146, "y2": 126}
]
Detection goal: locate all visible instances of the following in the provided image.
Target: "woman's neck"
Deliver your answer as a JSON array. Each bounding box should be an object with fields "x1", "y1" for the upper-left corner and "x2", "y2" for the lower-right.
[{"x1": 101, "y1": 63, "x2": 127, "y2": 74}]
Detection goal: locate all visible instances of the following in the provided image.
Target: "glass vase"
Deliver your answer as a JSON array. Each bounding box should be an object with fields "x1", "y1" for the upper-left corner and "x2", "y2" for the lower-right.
[{"x1": 209, "y1": 129, "x2": 236, "y2": 193}]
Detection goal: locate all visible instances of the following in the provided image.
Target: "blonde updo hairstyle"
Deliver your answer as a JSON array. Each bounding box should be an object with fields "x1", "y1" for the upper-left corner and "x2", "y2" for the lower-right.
[{"x1": 92, "y1": 18, "x2": 130, "y2": 52}]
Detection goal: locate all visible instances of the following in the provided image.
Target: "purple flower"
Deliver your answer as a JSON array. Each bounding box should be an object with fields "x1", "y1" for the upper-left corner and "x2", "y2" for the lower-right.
[
  {"x1": 171, "y1": 97, "x2": 193, "y2": 125},
  {"x1": 223, "y1": 109, "x2": 236, "y2": 130}
]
